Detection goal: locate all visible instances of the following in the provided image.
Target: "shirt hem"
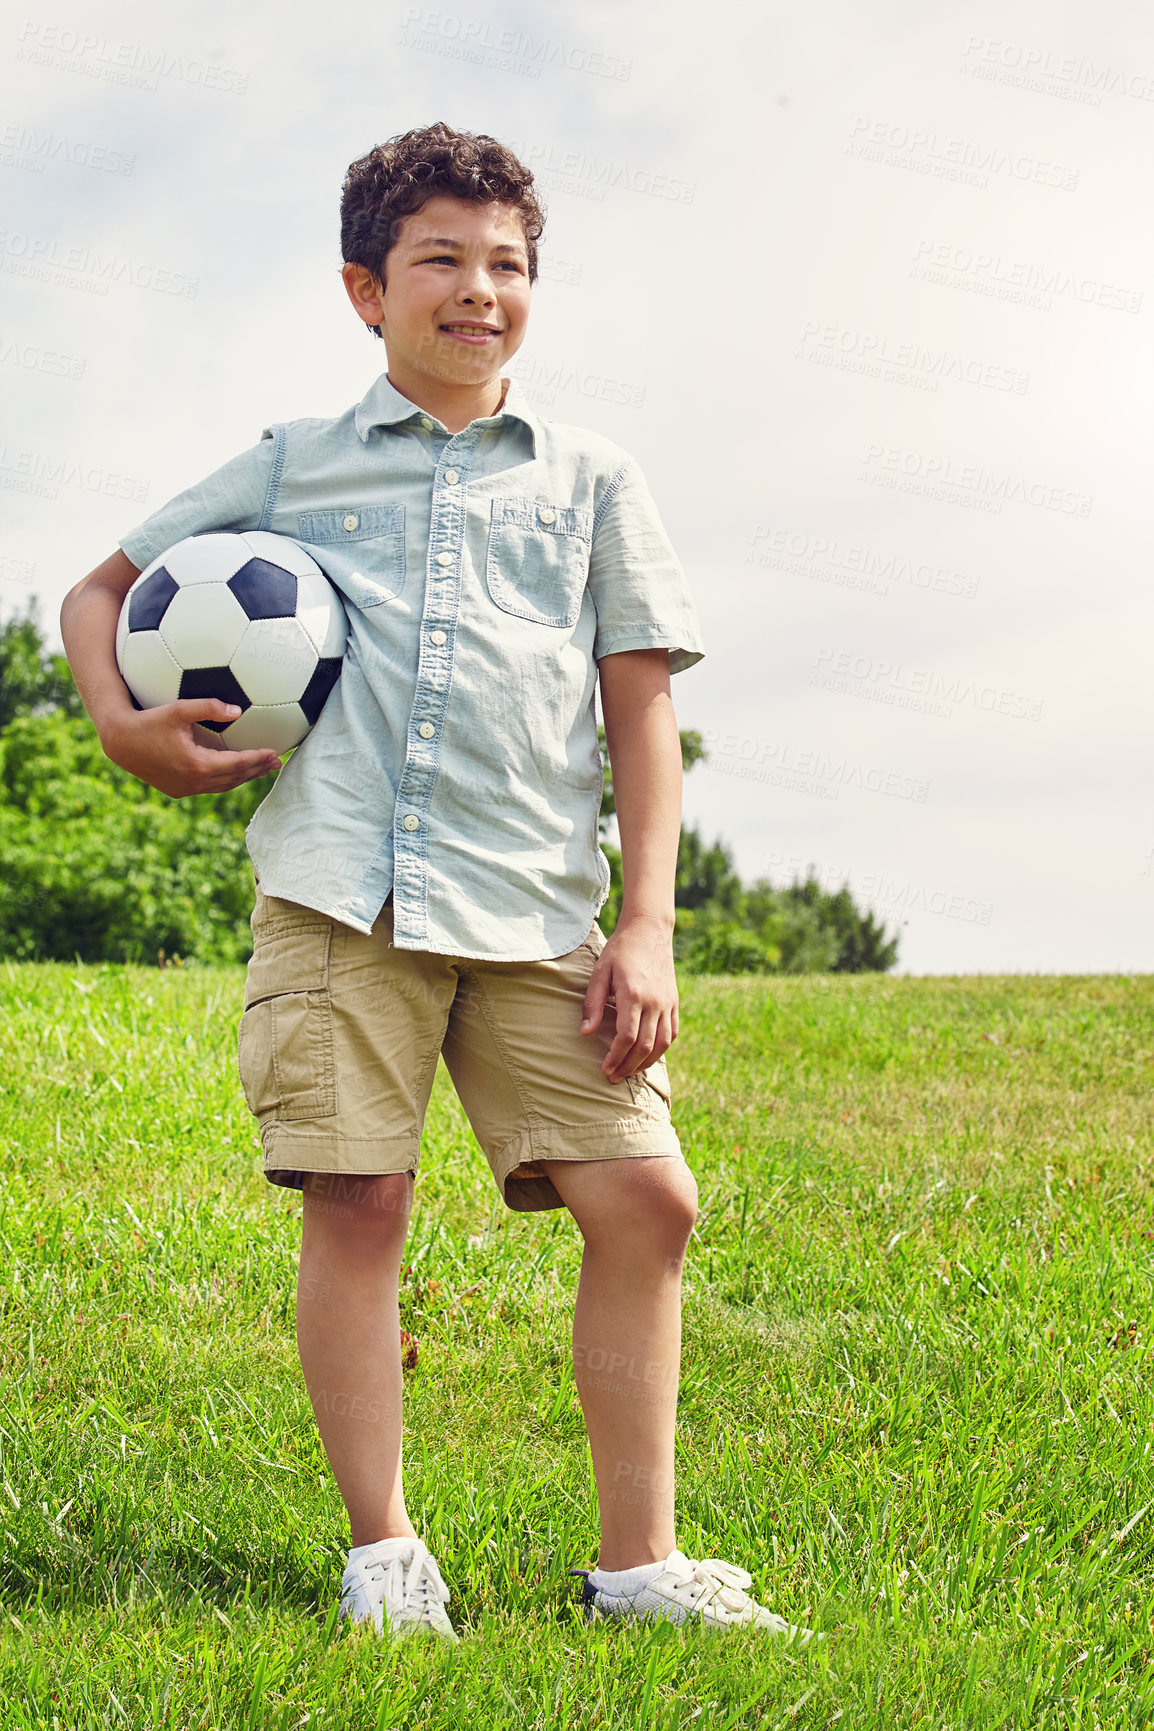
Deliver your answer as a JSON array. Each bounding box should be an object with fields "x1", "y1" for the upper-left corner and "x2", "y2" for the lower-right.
[
  {"x1": 249, "y1": 875, "x2": 607, "y2": 961},
  {"x1": 118, "y1": 531, "x2": 163, "y2": 573},
  {"x1": 390, "y1": 910, "x2": 604, "y2": 962}
]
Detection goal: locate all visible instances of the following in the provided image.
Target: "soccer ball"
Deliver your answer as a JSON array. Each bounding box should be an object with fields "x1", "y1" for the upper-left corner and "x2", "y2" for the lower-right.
[{"x1": 116, "y1": 531, "x2": 347, "y2": 754}]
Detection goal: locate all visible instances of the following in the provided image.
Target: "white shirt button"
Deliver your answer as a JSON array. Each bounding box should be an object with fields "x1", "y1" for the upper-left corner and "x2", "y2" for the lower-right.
[
  {"x1": 436, "y1": 551, "x2": 454, "y2": 568},
  {"x1": 418, "y1": 721, "x2": 435, "y2": 739},
  {"x1": 402, "y1": 814, "x2": 420, "y2": 831},
  {"x1": 444, "y1": 469, "x2": 460, "y2": 486},
  {"x1": 429, "y1": 630, "x2": 447, "y2": 646},
  {"x1": 421, "y1": 417, "x2": 434, "y2": 430},
  {"x1": 538, "y1": 508, "x2": 556, "y2": 526},
  {"x1": 343, "y1": 513, "x2": 359, "y2": 532}
]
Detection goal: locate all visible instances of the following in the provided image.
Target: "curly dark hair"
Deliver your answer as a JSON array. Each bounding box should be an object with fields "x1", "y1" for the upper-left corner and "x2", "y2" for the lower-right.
[{"x1": 341, "y1": 122, "x2": 546, "y2": 339}]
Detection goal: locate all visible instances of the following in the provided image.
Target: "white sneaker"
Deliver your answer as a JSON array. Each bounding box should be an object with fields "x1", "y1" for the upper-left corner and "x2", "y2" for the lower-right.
[
  {"x1": 571, "y1": 1549, "x2": 820, "y2": 1644},
  {"x1": 339, "y1": 1536, "x2": 459, "y2": 1644}
]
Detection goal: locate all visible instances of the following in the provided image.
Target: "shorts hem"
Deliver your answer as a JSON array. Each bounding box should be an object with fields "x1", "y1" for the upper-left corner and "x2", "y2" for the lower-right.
[
  {"x1": 496, "y1": 1118, "x2": 685, "y2": 1213},
  {"x1": 261, "y1": 1125, "x2": 419, "y2": 1190}
]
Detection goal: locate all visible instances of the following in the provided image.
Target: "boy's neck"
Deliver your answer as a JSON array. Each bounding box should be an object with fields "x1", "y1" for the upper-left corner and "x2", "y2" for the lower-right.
[{"x1": 385, "y1": 367, "x2": 508, "y2": 436}]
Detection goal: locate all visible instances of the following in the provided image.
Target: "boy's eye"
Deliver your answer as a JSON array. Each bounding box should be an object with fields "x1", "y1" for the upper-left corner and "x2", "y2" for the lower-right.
[{"x1": 420, "y1": 255, "x2": 525, "y2": 271}]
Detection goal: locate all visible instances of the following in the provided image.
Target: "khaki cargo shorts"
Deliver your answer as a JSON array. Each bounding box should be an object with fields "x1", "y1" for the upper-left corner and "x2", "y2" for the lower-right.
[{"x1": 236, "y1": 882, "x2": 686, "y2": 1213}]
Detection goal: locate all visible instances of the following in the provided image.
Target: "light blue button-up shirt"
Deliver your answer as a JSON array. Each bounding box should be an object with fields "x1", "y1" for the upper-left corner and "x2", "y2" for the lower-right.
[{"x1": 119, "y1": 372, "x2": 704, "y2": 960}]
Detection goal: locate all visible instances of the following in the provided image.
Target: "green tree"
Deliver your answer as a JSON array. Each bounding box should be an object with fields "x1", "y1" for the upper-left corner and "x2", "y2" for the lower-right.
[
  {"x1": 0, "y1": 599, "x2": 84, "y2": 730},
  {"x1": 0, "y1": 709, "x2": 268, "y2": 963},
  {"x1": 0, "y1": 600, "x2": 271, "y2": 964},
  {"x1": 776, "y1": 874, "x2": 899, "y2": 972}
]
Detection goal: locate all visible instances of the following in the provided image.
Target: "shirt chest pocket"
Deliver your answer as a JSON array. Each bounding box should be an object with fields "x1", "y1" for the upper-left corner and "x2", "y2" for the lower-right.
[
  {"x1": 296, "y1": 504, "x2": 406, "y2": 609},
  {"x1": 486, "y1": 497, "x2": 593, "y2": 628}
]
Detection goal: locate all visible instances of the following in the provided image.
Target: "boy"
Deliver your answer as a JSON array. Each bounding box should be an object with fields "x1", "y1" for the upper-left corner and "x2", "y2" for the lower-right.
[{"x1": 61, "y1": 123, "x2": 812, "y2": 1645}]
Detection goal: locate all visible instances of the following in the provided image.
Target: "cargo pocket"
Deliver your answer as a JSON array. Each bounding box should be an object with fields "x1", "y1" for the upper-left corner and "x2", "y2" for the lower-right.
[
  {"x1": 627, "y1": 1055, "x2": 673, "y2": 1113},
  {"x1": 237, "y1": 911, "x2": 337, "y2": 1124}
]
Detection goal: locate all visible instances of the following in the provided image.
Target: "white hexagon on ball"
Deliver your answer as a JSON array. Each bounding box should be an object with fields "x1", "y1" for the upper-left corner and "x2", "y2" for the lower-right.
[
  {"x1": 231, "y1": 616, "x2": 318, "y2": 704},
  {"x1": 222, "y1": 703, "x2": 309, "y2": 754},
  {"x1": 158, "y1": 582, "x2": 250, "y2": 669},
  {"x1": 163, "y1": 533, "x2": 253, "y2": 586},
  {"x1": 119, "y1": 630, "x2": 182, "y2": 708}
]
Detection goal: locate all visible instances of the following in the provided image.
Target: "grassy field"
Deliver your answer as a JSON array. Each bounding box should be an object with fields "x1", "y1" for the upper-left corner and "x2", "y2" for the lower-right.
[{"x1": 0, "y1": 960, "x2": 1151, "y2": 1728}]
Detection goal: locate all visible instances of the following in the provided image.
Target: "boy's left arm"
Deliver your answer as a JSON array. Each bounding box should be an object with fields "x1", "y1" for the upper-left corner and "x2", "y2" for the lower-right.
[{"x1": 582, "y1": 647, "x2": 682, "y2": 1084}]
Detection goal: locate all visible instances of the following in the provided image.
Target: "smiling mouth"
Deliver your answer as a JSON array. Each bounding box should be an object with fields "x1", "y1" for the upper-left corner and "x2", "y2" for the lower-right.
[{"x1": 440, "y1": 324, "x2": 501, "y2": 336}]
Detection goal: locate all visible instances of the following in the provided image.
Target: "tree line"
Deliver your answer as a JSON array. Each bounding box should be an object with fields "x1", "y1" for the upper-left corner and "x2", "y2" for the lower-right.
[{"x1": 0, "y1": 600, "x2": 897, "y2": 972}]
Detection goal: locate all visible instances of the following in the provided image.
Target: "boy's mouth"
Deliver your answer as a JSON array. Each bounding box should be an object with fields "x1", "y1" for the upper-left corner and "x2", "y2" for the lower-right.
[{"x1": 440, "y1": 323, "x2": 501, "y2": 343}]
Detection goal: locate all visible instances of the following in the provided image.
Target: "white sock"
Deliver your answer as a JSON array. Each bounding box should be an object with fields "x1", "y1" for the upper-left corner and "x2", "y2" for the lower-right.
[{"x1": 589, "y1": 1557, "x2": 666, "y2": 1596}]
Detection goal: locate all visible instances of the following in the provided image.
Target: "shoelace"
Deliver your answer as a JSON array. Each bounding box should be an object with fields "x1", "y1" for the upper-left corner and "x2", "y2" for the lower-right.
[
  {"x1": 357, "y1": 1543, "x2": 450, "y2": 1624},
  {"x1": 666, "y1": 1555, "x2": 756, "y2": 1614}
]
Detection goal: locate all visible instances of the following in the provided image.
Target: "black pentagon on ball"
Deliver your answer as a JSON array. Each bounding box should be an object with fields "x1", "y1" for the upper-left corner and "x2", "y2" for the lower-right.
[
  {"x1": 128, "y1": 567, "x2": 178, "y2": 632},
  {"x1": 178, "y1": 666, "x2": 251, "y2": 732},
  {"x1": 299, "y1": 657, "x2": 343, "y2": 726},
  {"x1": 227, "y1": 557, "x2": 298, "y2": 621}
]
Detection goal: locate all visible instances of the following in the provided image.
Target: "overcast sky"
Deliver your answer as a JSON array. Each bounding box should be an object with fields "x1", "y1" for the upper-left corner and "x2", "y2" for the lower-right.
[{"x1": 2, "y1": 0, "x2": 1151, "y2": 972}]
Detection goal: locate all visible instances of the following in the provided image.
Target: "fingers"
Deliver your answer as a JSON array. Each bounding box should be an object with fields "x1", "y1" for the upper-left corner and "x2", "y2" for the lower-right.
[
  {"x1": 184, "y1": 709, "x2": 280, "y2": 785},
  {"x1": 580, "y1": 957, "x2": 611, "y2": 1034},
  {"x1": 179, "y1": 697, "x2": 247, "y2": 729},
  {"x1": 601, "y1": 1000, "x2": 662, "y2": 1083},
  {"x1": 171, "y1": 727, "x2": 280, "y2": 793},
  {"x1": 191, "y1": 739, "x2": 282, "y2": 776},
  {"x1": 601, "y1": 1000, "x2": 678, "y2": 1082}
]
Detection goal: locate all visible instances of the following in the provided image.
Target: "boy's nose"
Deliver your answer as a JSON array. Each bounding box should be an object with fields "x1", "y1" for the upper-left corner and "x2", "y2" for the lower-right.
[{"x1": 455, "y1": 265, "x2": 497, "y2": 303}]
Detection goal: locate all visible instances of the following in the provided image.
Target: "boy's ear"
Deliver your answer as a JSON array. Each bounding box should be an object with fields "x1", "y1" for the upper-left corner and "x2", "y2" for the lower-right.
[{"x1": 342, "y1": 261, "x2": 386, "y2": 330}]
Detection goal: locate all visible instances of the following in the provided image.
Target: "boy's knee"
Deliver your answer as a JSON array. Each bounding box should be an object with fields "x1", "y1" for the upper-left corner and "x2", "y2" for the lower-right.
[
  {"x1": 663, "y1": 1167, "x2": 699, "y2": 1250},
  {"x1": 593, "y1": 1158, "x2": 698, "y2": 1256}
]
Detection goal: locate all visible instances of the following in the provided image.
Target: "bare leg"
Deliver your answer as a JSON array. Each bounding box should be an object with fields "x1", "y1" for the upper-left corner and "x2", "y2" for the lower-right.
[
  {"x1": 296, "y1": 1171, "x2": 418, "y2": 1549},
  {"x1": 537, "y1": 1155, "x2": 698, "y2": 1571}
]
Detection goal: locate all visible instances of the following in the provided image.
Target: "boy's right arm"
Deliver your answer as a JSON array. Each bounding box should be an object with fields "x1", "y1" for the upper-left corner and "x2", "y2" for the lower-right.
[{"x1": 60, "y1": 549, "x2": 282, "y2": 797}]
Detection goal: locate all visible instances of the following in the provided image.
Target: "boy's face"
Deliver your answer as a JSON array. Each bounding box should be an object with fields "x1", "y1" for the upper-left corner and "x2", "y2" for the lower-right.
[{"x1": 344, "y1": 195, "x2": 532, "y2": 394}]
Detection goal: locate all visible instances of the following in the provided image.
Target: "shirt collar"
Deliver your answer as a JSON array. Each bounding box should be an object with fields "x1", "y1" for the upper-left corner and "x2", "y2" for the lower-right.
[{"x1": 354, "y1": 371, "x2": 540, "y2": 455}]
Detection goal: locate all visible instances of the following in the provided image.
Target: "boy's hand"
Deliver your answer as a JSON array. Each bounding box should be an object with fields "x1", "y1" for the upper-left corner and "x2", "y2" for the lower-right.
[
  {"x1": 103, "y1": 700, "x2": 282, "y2": 797},
  {"x1": 580, "y1": 913, "x2": 678, "y2": 1083}
]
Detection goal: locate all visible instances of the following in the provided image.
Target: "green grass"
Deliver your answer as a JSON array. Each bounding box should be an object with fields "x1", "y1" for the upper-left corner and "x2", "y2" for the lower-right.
[{"x1": 0, "y1": 961, "x2": 1152, "y2": 1728}]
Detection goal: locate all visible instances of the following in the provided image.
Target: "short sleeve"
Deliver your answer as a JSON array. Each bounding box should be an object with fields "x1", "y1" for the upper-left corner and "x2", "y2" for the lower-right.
[
  {"x1": 117, "y1": 432, "x2": 278, "y2": 573},
  {"x1": 587, "y1": 458, "x2": 704, "y2": 674}
]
